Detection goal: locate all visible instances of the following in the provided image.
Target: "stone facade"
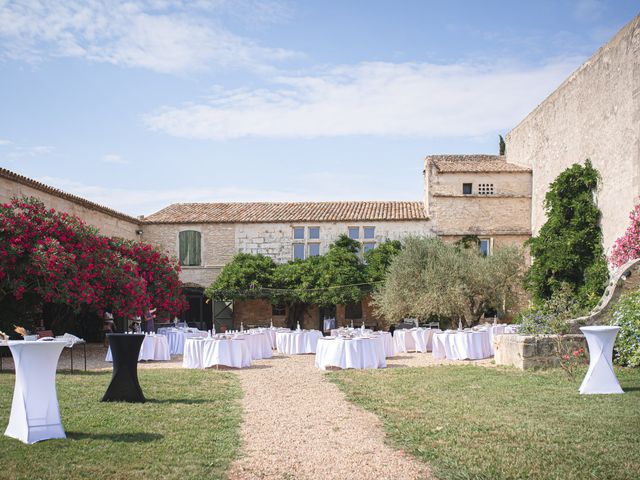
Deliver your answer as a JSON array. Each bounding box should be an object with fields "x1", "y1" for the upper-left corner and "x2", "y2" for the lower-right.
[
  {"x1": 506, "y1": 15, "x2": 640, "y2": 253},
  {"x1": 236, "y1": 220, "x2": 435, "y2": 264},
  {"x1": 0, "y1": 171, "x2": 140, "y2": 240}
]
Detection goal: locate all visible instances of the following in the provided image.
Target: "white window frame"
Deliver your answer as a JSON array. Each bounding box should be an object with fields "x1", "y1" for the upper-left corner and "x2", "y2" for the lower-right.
[
  {"x1": 479, "y1": 237, "x2": 493, "y2": 256},
  {"x1": 307, "y1": 242, "x2": 321, "y2": 257},
  {"x1": 293, "y1": 242, "x2": 305, "y2": 260}
]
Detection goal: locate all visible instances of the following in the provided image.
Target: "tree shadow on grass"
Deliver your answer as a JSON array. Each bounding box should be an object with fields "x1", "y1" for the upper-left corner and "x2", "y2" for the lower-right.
[{"x1": 67, "y1": 431, "x2": 163, "y2": 443}]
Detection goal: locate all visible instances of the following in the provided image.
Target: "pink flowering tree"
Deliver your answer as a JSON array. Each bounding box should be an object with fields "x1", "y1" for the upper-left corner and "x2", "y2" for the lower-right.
[
  {"x1": 610, "y1": 204, "x2": 640, "y2": 268},
  {"x1": 0, "y1": 197, "x2": 186, "y2": 334}
]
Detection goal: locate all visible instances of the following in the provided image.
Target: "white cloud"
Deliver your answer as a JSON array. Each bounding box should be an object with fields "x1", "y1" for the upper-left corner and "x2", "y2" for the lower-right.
[
  {"x1": 102, "y1": 154, "x2": 127, "y2": 164},
  {"x1": 0, "y1": 139, "x2": 12, "y2": 145},
  {"x1": 0, "y1": 0, "x2": 295, "y2": 74},
  {"x1": 143, "y1": 58, "x2": 583, "y2": 139},
  {"x1": 1, "y1": 143, "x2": 55, "y2": 160}
]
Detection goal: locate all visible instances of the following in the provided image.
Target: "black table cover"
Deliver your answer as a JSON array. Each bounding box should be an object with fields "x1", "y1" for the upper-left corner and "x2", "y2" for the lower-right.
[{"x1": 101, "y1": 333, "x2": 146, "y2": 403}]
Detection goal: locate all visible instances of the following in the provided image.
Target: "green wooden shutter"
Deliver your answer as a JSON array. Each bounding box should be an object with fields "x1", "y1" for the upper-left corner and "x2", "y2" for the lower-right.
[{"x1": 179, "y1": 231, "x2": 201, "y2": 266}]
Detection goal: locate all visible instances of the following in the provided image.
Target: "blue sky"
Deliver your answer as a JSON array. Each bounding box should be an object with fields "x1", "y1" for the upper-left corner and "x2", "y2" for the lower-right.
[{"x1": 0, "y1": 1, "x2": 637, "y2": 216}]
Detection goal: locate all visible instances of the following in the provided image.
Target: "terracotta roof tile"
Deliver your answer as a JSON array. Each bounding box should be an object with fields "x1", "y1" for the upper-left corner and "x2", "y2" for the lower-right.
[
  {"x1": 0, "y1": 167, "x2": 140, "y2": 224},
  {"x1": 143, "y1": 201, "x2": 428, "y2": 224},
  {"x1": 426, "y1": 155, "x2": 531, "y2": 173}
]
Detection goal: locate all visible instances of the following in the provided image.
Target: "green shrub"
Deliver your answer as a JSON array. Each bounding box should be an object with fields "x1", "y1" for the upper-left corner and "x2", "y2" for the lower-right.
[
  {"x1": 517, "y1": 284, "x2": 584, "y2": 335},
  {"x1": 611, "y1": 291, "x2": 640, "y2": 367}
]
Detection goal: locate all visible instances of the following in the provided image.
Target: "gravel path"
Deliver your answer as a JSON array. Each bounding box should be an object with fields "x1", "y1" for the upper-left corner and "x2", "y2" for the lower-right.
[{"x1": 227, "y1": 353, "x2": 435, "y2": 480}]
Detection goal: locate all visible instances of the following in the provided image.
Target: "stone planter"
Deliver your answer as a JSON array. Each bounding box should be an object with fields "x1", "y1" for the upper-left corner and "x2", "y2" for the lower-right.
[{"x1": 494, "y1": 334, "x2": 588, "y2": 370}]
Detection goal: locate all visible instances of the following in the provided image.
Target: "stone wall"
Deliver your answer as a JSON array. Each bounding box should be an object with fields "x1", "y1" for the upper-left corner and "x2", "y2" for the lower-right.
[
  {"x1": 506, "y1": 15, "x2": 640, "y2": 253},
  {"x1": 142, "y1": 223, "x2": 236, "y2": 287},
  {"x1": 494, "y1": 334, "x2": 587, "y2": 369},
  {"x1": 236, "y1": 220, "x2": 435, "y2": 264},
  {"x1": 429, "y1": 171, "x2": 531, "y2": 197},
  {"x1": 0, "y1": 175, "x2": 140, "y2": 240}
]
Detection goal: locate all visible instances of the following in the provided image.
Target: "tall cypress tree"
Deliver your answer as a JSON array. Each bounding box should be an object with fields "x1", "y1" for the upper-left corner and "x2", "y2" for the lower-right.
[{"x1": 524, "y1": 160, "x2": 608, "y2": 309}]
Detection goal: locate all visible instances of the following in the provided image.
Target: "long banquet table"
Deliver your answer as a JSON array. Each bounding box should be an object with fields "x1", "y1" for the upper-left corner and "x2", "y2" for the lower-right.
[
  {"x1": 183, "y1": 337, "x2": 252, "y2": 369},
  {"x1": 105, "y1": 333, "x2": 170, "y2": 362},
  {"x1": 315, "y1": 336, "x2": 386, "y2": 370},
  {"x1": 276, "y1": 330, "x2": 323, "y2": 355},
  {"x1": 432, "y1": 330, "x2": 492, "y2": 360}
]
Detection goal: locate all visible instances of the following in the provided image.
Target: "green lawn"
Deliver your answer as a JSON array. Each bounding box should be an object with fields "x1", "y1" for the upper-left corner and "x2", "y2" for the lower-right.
[
  {"x1": 328, "y1": 365, "x2": 640, "y2": 480},
  {"x1": 0, "y1": 369, "x2": 242, "y2": 480}
]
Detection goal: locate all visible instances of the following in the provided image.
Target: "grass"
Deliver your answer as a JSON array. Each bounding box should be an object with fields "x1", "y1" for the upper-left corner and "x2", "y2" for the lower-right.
[
  {"x1": 328, "y1": 365, "x2": 640, "y2": 480},
  {"x1": 0, "y1": 369, "x2": 242, "y2": 480}
]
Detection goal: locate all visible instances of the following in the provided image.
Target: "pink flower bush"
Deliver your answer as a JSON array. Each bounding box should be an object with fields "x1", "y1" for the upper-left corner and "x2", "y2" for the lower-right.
[
  {"x1": 0, "y1": 197, "x2": 186, "y2": 321},
  {"x1": 610, "y1": 204, "x2": 640, "y2": 268}
]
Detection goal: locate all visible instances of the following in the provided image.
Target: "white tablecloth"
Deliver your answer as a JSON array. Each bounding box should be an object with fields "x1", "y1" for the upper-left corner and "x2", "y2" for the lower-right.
[
  {"x1": 183, "y1": 338, "x2": 252, "y2": 369},
  {"x1": 276, "y1": 330, "x2": 323, "y2": 355},
  {"x1": 157, "y1": 328, "x2": 208, "y2": 354},
  {"x1": 330, "y1": 328, "x2": 372, "y2": 337},
  {"x1": 234, "y1": 332, "x2": 273, "y2": 360},
  {"x1": 315, "y1": 336, "x2": 386, "y2": 370},
  {"x1": 5, "y1": 340, "x2": 67, "y2": 444},
  {"x1": 249, "y1": 328, "x2": 289, "y2": 349},
  {"x1": 579, "y1": 326, "x2": 624, "y2": 394},
  {"x1": 432, "y1": 330, "x2": 492, "y2": 360},
  {"x1": 393, "y1": 328, "x2": 434, "y2": 353},
  {"x1": 105, "y1": 334, "x2": 170, "y2": 362}
]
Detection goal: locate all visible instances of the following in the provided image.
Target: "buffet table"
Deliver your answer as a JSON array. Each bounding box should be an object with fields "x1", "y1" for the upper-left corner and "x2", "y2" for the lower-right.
[
  {"x1": 101, "y1": 334, "x2": 146, "y2": 403},
  {"x1": 105, "y1": 333, "x2": 170, "y2": 362},
  {"x1": 276, "y1": 330, "x2": 323, "y2": 355},
  {"x1": 393, "y1": 328, "x2": 434, "y2": 353},
  {"x1": 432, "y1": 330, "x2": 492, "y2": 360},
  {"x1": 315, "y1": 336, "x2": 386, "y2": 370},
  {"x1": 4, "y1": 340, "x2": 67, "y2": 444},
  {"x1": 183, "y1": 337, "x2": 252, "y2": 369}
]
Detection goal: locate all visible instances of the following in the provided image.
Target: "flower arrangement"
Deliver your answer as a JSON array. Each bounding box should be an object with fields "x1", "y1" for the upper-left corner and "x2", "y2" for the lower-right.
[{"x1": 13, "y1": 326, "x2": 27, "y2": 337}]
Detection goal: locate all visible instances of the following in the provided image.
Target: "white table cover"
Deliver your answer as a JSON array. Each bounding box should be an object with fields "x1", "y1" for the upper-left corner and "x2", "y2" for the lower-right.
[
  {"x1": 393, "y1": 328, "x2": 434, "y2": 353},
  {"x1": 330, "y1": 328, "x2": 372, "y2": 337},
  {"x1": 183, "y1": 338, "x2": 252, "y2": 369},
  {"x1": 234, "y1": 332, "x2": 273, "y2": 360},
  {"x1": 579, "y1": 326, "x2": 624, "y2": 394},
  {"x1": 276, "y1": 330, "x2": 323, "y2": 355},
  {"x1": 105, "y1": 334, "x2": 170, "y2": 362},
  {"x1": 432, "y1": 330, "x2": 492, "y2": 360},
  {"x1": 5, "y1": 340, "x2": 67, "y2": 444},
  {"x1": 158, "y1": 328, "x2": 207, "y2": 355},
  {"x1": 377, "y1": 332, "x2": 396, "y2": 357},
  {"x1": 315, "y1": 336, "x2": 386, "y2": 370}
]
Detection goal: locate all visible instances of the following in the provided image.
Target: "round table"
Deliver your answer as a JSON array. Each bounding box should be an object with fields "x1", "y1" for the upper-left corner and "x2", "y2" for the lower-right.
[
  {"x1": 105, "y1": 334, "x2": 170, "y2": 362},
  {"x1": 393, "y1": 328, "x2": 434, "y2": 353},
  {"x1": 330, "y1": 328, "x2": 372, "y2": 337},
  {"x1": 158, "y1": 328, "x2": 208, "y2": 355},
  {"x1": 315, "y1": 336, "x2": 386, "y2": 370},
  {"x1": 579, "y1": 326, "x2": 624, "y2": 394},
  {"x1": 183, "y1": 337, "x2": 252, "y2": 369},
  {"x1": 101, "y1": 334, "x2": 146, "y2": 403},
  {"x1": 4, "y1": 340, "x2": 67, "y2": 444},
  {"x1": 432, "y1": 330, "x2": 492, "y2": 360},
  {"x1": 234, "y1": 332, "x2": 273, "y2": 360},
  {"x1": 276, "y1": 330, "x2": 323, "y2": 355}
]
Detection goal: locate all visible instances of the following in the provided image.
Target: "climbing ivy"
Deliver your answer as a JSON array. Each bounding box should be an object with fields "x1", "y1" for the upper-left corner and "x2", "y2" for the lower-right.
[{"x1": 524, "y1": 160, "x2": 608, "y2": 309}]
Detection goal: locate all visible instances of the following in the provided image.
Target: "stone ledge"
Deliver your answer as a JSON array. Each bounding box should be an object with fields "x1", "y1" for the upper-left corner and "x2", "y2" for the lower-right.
[{"x1": 494, "y1": 334, "x2": 587, "y2": 370}]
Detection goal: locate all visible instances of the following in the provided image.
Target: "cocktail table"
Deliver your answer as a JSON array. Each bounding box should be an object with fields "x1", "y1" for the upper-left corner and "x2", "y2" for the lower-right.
[
  {"x1": 101, "y1": 333, "x2": 146, "y2": 403},
  {"x1": 579, "y1": 326, "x2": 624, "y2": 395}
]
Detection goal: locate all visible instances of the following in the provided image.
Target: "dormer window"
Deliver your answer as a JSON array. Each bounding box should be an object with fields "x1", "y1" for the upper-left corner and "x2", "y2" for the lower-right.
[{"x1": 462, "y1": 183, "x2": 473, "y2": 195}]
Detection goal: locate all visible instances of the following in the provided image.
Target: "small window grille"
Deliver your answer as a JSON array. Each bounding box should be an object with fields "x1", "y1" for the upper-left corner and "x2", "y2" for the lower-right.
[{"x1": 478, "y1": 183, "x2": 495, "y2": 195}]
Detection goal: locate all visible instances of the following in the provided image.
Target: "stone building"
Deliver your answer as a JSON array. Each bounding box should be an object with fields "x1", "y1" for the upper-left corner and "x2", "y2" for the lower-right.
[{"x1": 506, "y1": 14, "x2": 640, "y2": 253}]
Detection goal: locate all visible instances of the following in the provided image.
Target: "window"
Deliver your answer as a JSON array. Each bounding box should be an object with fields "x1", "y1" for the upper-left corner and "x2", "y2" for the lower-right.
[
  {"x1": 345, "y1": 302, "x2": 363, "y2": 320},
  {"x1": 308, "y1": 243, "x2": 320, "y2": 257},
  {"x1": 363, "y1": 242, "x2": 376, "y2": 254},
  {"x1": 178, "y1": 230, "x2": 201, "y2": 266},
  {"x1": 308, "y1": 227, "x2": 320, "y2": 239},
  {"x1": 479, "y1": 238, "x2": 492, "y2": 256},
  {"x1": 478, "y1": 183, "x2": 495, "y2": 195},
  {"x1": 363, "y1": 226, "x2": 375, "y2": 239},
  {"x1": 293, "y1": 243, "x2": 305, "y2": 260},
  {"x1": 462, "y1": 183, "x2": 473, "y2": 195},
  {"x1": 348, "y1": 227, "x2": 360, "y2": 240},
  {"x1": 293, "y1": 227, "x2": 305, "y2": 240},
  {"x1": 272, "y1": 304, "x2": 286, "y2": 316}
]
